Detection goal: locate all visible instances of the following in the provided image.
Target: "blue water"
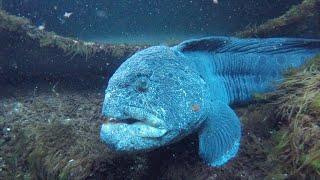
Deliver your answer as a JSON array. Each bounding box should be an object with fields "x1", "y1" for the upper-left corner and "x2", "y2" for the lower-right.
[{"x1": 2, "y1": 0, "x2": 301, "y2": 44}]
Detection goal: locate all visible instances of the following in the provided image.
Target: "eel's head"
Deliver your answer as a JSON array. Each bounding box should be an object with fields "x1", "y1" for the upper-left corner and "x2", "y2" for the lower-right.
[{"x1": 100, "y1": 46, "x2": 208, "y2": 152}]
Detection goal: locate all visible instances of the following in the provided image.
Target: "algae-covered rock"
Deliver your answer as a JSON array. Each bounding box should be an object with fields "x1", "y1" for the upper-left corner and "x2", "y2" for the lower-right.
[
  {"x1": 237, "y1": 0, "x2": 320, "y2": 38},
  {"x1": 0, "y1": 9, "x2": 146, "y2": 83},
  {"x1": 0, "y1": 9, "x2": 30, "y2": 32}
]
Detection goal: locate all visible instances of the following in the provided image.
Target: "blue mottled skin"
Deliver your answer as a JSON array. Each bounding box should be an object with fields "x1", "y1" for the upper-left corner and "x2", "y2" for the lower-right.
[{"x1": 101, "y1": 36, "x2": 320, "y2": 167}]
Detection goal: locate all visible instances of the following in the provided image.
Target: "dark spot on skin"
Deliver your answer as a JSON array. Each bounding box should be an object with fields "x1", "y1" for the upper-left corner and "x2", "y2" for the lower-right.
[
  {"x1": 178, "y1": 76, "x2": 186, "y2": 81},
  {"x1": 136, "y1": 80, "x2": 148, "y2": 93}
]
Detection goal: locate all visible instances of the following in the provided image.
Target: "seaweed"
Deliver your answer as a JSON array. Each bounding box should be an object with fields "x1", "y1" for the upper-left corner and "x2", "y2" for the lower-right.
[
  {"x1": 265, "y1": 55, "x2": 320, "y2": 178},
  {"x1": 0, "y1": 92, "x2": 149, "y2": 179},
  {"x1": 237, "y1": 0, "x2": 320, "y2": 38}
]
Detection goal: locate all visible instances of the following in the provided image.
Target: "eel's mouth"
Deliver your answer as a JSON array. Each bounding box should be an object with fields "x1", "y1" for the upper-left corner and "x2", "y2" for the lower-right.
[{"x1": 102, "y1": 106, "x2": 167, "y2": 138}]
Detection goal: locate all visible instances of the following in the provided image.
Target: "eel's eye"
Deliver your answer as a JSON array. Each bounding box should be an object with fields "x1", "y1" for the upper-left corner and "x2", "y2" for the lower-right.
[{"x1": 136, "y1": 79, "x2": 148, "y2": 93}]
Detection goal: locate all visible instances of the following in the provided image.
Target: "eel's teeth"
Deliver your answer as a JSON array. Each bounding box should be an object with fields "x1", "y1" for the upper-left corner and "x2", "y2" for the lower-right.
[{"x1": 109, "y1": 117, "x2": 117, "y2": 122}]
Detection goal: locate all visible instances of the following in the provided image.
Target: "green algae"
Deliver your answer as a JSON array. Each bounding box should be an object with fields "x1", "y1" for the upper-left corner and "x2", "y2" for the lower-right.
[
  {"x1": 311, "y1": 159, "x2": 320, "y2": 174},
  {"x1": 36, "y1": 31, "x2": 97, "y2": 59},
  {"x1": 300, "y1": 149, "x2": 320, "y2": 174},
  {"x1": 252, "y1": 93, "x2": 268, "y2": 102},
  {"x1": 310, "y1": 93, "x2": 320, "y2": 114},
  {"x1": 272, "y1": 130, "x2": 290, "y2": 152}
]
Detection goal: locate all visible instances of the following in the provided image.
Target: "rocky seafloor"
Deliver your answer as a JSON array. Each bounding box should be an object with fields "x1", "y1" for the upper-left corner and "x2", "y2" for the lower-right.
[
  {"x1": 0, "y1": 80, "x2": 268, "y2": 179},
  {"x1": 1, "y1": 56, "x2": 320, "y2": 179},
  {"x1": 1, "y1": 0, "x2": 320, "y2": 179}
]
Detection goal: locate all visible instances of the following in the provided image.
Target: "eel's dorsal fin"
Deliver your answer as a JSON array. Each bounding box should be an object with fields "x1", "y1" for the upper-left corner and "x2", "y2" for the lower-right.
[
  {"x1": 176, "y1": 36, "x2": 320, "y2": 55},
  {"x1": 198, "y1": 101, "x2": 241, "y2": 167}
]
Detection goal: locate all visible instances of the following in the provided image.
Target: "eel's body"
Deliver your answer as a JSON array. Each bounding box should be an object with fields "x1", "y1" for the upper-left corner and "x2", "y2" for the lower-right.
[
  {"x1": 100, "y1": 37, "x2": 320, "y2": 167},
  {"x1": 180, "y1": 37, "x2": 318, "y2": 104}
]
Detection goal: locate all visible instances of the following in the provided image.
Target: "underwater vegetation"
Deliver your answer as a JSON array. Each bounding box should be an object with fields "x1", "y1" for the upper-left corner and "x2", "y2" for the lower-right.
[
  {"x1": 0, "y1": 92, "x2": 149, "y2": 179},
  {"x1": 265, "y1": 55, "x2": 320, "y2": 178},
  {"x1": 0, "y1": 9, "x2": 29, "y2": 32},
  {"x1": 0, "y1": 9, "x2": 141, "y2": 57},
  {"x1": 237, "y1": 0, "x2": 320, "y2": 38}
]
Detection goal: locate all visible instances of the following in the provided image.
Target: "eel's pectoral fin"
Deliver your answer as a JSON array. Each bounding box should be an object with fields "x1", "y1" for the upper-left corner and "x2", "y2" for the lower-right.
[{"x1": 198, "y1": 101, "x2": 241, "y2": 167}]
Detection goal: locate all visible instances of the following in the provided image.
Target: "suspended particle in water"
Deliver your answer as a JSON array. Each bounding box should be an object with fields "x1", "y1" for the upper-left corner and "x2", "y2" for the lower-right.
[
  {"x1": 37, "y1": 24, "x2": 45, "y2": 30},
  {"x1": 213, "y1": 0, "x2": 218, "y2": 4},
  {"x1": 63, "y1": 12, "x2": 73, "y2": 18}
]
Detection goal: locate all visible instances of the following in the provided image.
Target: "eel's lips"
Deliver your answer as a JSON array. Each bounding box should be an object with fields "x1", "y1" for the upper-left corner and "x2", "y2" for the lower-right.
[
  {"x1": 100, "y1": 122, "x2": 167, "y2": 152},
  {"x1": 101, "y1": 121, "x2": 168, "y2": 138},
  {"x1": 100, "y1": 106, "x2": 168, "y2": 150}
]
